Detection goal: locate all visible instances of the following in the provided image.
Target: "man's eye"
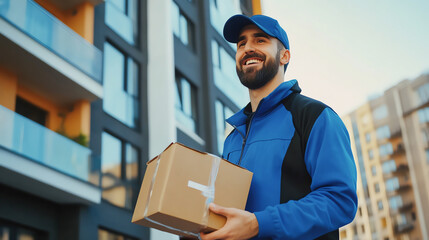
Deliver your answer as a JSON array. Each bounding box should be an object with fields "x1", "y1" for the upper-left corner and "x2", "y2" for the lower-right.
[
  {"x1": 257, "y1": 39, "x2": 265, "y2": 43},
  {"x1": 238, "y1": 42, "x2": 245, "y2": 48}
]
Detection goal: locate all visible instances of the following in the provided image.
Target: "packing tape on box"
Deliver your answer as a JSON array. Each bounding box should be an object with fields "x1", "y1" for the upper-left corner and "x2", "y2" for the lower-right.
[
  {"x1": 190, "y1": 155, "x2": 220, "y2": 228},
  {"x1": 143, "y1": 154, "x2": 221, "y2": 238}
]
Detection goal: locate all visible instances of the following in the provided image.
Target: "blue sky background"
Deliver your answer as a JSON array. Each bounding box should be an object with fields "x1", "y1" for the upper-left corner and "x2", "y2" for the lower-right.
[{"x1": 263, "y1": 0, "x2": 429, "y2": 115}]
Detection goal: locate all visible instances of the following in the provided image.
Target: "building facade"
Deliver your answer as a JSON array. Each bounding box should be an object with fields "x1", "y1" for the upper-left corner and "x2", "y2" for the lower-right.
[
  {"x1": 341, "y1": 74, "x2": 429, "y2": 240},
  {"x1": 0, "y1": 0, "x2": 261, "y2": 239}
]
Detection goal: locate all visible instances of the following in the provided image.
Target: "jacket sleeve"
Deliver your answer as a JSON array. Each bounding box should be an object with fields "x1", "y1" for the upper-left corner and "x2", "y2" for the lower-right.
[{"x1": 254, "y1": 108, "x2": 358, "y2": 239}]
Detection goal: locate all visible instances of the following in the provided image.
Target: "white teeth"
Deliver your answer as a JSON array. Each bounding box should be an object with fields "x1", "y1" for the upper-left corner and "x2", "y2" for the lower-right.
[{"x1": 245, "y1": 59, "x2": 262, "y2": 65}]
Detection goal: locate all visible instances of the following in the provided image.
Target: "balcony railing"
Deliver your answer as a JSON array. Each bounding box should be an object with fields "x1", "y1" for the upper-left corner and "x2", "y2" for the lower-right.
[
  {"x1": 0, "y1": 0, "x2": 102, "y2": 82},
  {"x1": 0, "y1": 104, "x2": 96, "y2": 183},
  {"x1": 394, "y1": 222, "x2": 414, "y2": 233}
]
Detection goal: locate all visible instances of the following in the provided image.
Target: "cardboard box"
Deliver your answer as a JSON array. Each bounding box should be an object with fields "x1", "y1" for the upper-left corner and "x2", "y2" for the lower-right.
[{"x1": 131, "y1": 143, "x2": 253, "y2": 238}]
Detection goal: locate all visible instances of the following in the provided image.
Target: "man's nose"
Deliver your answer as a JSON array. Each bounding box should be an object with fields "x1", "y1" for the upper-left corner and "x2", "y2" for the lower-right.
[{"x1": 243, "y1": 41, "x2": 255, "y2": 53}]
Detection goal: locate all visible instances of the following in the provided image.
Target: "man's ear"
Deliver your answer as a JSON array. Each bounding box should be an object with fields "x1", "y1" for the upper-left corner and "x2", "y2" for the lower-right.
[{"x1": 280, "y1": 49, "x2": 290, "y2": 66}]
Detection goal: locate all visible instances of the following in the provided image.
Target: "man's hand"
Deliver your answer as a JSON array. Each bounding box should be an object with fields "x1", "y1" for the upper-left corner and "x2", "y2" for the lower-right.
[{"x1": 199, "y1": 203, "x2": 259, "y2": 240}]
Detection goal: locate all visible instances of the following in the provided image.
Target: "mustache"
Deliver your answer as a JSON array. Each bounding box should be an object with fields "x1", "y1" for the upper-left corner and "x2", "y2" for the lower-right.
[{"x1": 240, "y1": 53, "x2": 266, "y2": 66}]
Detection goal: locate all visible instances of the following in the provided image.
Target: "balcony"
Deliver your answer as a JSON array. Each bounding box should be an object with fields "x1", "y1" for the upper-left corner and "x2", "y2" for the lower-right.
[
  {"x1": 0, "y1": 0, "x2": 102, "y2": 106},
  {"x1": 399, "y1": 202, "x2": 413, "y2": 212},
  {"x1": 394, "y1": 164, "x2": 409, "y2": 175},
  {"x1": 392, "y1": 143, "x2": 405, "y2": 157},
  {"x1": 0, "y1": 105, "x2": 101, "y2": 204},
  {"x1": 394, "y1": 222, "x2": 414, "y2": 234}
]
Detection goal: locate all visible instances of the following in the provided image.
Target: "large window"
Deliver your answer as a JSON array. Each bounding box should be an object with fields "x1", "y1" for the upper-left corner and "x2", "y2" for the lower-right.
[
  {"x1": 371, "y1": 166, "x2": 377, "y2": 176},
  {"x1": 171, "y1": 0, "x2": 195, "y2": 50},
  {"x1": 416, "y1": 83, "x2": 429, "y2": 105},
  {"x1": 376, "y1": 125, "x2": 391, "y2": 140},
  {"x1": 389, "y1": 195, "x2": 403, "y2": 210},
  {"x1": 386, "y1": 177, "x2": 400, "y2": 192},
  {"x1": 212, "y1": 40, "x2": 248, "y2": 107},
  {"x1": 377, "y1": 200, "x2": 383, "y2": 210},
  {"x1": 105, "y1": 0, "x2": 138, "y2": 45},
  {"x1": 379, "y1": 143, "x2": 393, "y2": 157},
  {"x1": 418, "y1": 107, "x2": 429, "y2": 123},
  {"x1": 209, "y1": 0, "x2": 241, "y2": 37},
  {"x1": 382, "y1": 159, "x2": 396, "y2": 174},
  {"x1": 101, "y1": 132, "x2": 139, "y2": 209},
  {"x1": 103, "y1": 42, "x2": 139, "y2": 128},
  {"x1": 175, "y1": 73, "x2": 198, "y2": 133},
  {"x1": 373, "y1": 105, "x2": 388, "y2": 120},
  {"x1": 368, "y1": 149, "x2": 374, "y2": 160},
  {"x1": 0, "y1": 220, "x2": 47, "y2": 240},
  {"x1": 215, "y1": 100, "x2": 234, "y2": 155},
  {"x1": 15, "y1": 96, "x2": 47, "y2": 126},
  {"x1": 99, "y1": 228, "x2": 137, "y2": 240}
]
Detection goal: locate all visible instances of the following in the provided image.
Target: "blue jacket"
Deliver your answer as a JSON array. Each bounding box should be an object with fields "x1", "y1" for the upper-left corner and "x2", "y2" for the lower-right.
[{"x1": 223, "y1": 80, "x2": 357, "y2": 239}]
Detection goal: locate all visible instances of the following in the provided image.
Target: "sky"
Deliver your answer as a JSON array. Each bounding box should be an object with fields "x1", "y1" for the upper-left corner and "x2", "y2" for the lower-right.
[{"x1": 262, "y1": 0, "x2": 429, "y2": 115}]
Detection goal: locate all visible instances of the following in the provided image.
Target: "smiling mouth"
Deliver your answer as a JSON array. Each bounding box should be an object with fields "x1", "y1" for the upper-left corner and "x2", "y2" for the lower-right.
[{"x1": 243, "y1": 58, "x2": 263, "y2": 66}]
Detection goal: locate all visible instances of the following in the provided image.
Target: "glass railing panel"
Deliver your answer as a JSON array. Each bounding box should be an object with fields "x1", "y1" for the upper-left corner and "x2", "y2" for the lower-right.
[
  {"x1": 0, "y1": 105, "x2": 98, "y2": 185},
  {"x1": 0, "y1": 0, "x2": 102, "y2": 82}
]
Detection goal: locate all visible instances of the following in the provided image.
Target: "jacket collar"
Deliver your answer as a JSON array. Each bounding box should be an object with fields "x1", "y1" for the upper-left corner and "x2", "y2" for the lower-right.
[{"x1": 226, "y1": 80, "x2": 301, "y2": 127}]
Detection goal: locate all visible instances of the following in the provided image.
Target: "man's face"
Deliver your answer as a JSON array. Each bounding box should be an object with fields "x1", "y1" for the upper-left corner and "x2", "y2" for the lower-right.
[{"x1": 235, "y1": 24, "x2": 282, "y2": 90}]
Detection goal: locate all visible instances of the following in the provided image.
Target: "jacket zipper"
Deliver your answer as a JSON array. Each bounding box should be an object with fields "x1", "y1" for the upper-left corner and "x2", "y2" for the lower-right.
[
  {"x1": 236, "y1": 99, "x2": 264, "y2": 166},
  {"x1": 237, "y1": 112, "x2": 255, "y2": 166}
]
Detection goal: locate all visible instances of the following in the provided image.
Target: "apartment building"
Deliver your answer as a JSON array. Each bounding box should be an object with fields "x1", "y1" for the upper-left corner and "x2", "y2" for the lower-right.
[
  {"x1": 341, "y1": 74, "x2": 429, "y2": 240},
  {"x1": 0, "y1": 0, "x2": 261, "y2": 239}
]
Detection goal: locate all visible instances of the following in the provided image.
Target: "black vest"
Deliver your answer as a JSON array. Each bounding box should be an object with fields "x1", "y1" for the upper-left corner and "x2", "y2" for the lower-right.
[{"x1": 281, "y1": 93, "x2": 339, "y2": 240}]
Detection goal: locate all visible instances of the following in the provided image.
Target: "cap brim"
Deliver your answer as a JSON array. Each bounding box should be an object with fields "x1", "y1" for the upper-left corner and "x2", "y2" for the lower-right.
[{"x1": 223, "y1": 15, "x2": 276, "y2": 43}]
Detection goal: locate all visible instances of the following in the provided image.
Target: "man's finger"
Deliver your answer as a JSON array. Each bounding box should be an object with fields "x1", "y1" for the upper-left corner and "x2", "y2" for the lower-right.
[
  {"x1": 200, "y1": 228, "x2": 229, "y2": 240},
  {"x1": 209, "y1": 203, "x2": 233, "y2": 217}
]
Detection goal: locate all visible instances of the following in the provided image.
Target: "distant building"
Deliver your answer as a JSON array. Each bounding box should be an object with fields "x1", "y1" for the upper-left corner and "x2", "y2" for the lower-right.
[
  {"x1": 0, "y1": 0, "x2": 261, "y2": 239},
  {"x1": 341, "y1": 74, "x2": 429, "y2": 240}
]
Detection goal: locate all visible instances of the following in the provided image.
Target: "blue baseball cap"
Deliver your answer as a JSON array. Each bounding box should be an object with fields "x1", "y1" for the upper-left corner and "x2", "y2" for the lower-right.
[{"x1": 223, "y1": 14, "x2": 289, "y2": 50}]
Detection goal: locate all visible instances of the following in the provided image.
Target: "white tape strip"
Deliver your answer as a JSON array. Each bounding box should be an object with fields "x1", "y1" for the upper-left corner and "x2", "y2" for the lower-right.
[{"x1": 188, "y1": 180, "x2": 214, "y2": 198}]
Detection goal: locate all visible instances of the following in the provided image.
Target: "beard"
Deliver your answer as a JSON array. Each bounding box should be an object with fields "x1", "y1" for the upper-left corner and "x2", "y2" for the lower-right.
[{"x1": 236, "y1": 50, "x2": 280, "y2": 90}]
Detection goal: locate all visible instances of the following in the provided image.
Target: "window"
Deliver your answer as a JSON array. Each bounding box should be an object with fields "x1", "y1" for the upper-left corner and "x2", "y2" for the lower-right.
[
  {"x1": 375, "y1": 183, "x2": 380, "y2": 193},
  {"x1": 0, "y1": 220, "x2": 47, "y2": 240},
  {"x1": 172, "y1": 0, "x2": 195, "y2": 49},
  {"x1": 386, "y1": 177, "x2": 400, "y2": 192},
  {"x1": 381, "y1": 217, "x2": 387, "y2": 228},
  {"x1": 418, "y1": 107, "x2": 429, "y2": 123},
  {"x1": 103, "y1": 42, "x2": 139, "y2": 128},
  {"x1": 15, "y1": 97, "x2": 47, "y2": 126},
  {"x1": 101, "y1": 132, "x2": 139, "y2": 209},
  {"x1": 105, "y1": 0, "x2": 138, "y2": 45},
  {"x1": 389, "y1": 195, "x2": 403, "y2": 210},
  {"x1": 371, "y1": 166, "x2": 377, "y2": 176},
  {"x1": 373, "y1": 105, "x2": 388, "y2": 120},
  {"x1": 416, "y1": 83, "x2": 429, "y2": 105},
  {"x1": 396, "y1": 213, "x2": 407, "y2": 225},
  {"x1": 212, "y1": 40, "x2": 248, "y2": 107},
  {"x1": 365, "y1": 132, "x2": 371, "y2": 142},
  {"x1": 422, "y1": 128, "x2": 429, "y2": 143},
  {"x1": 376, "y1": 125, "x2": 391, "y2": 140},
  {"x1": 368, "y1": 149, "x2": 374, "y2": 160},
  {"x1": 175, "y1": 73, "x2": 198, "y2": 133},
  {"x1": 209, "y1": 0, "x2": 241, "y2": 36},
  {"x1": 379, "y1": 143, "x2": 393, "y2": 157},
  {"x1": 99, "y1": 228, "x2": 137, "y2": 240},
  {"x1": 382, "y1": 159, "x2": 396, "y2": 174},
  {"x1": 378, "y1": 200, "x2": 383, "y2": 210},
  {"x1": 215, "y1": 100, "x2": 235, "y2": 155}
]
